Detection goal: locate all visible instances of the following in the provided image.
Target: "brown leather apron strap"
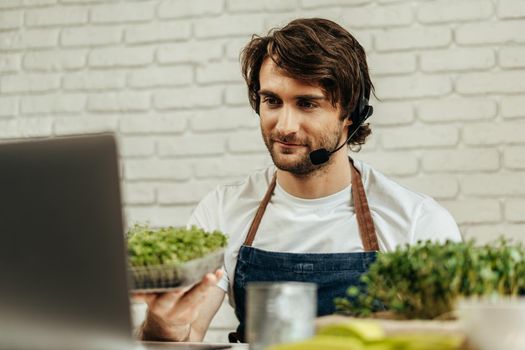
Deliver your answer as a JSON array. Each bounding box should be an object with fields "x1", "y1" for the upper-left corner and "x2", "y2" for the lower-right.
[
  {"x1": 243, "y1": 159, "x2": 379, "y2": 251},
  {"x1": 350, "y1": 159, "x2": 379, "y2": 252},
  {"x1": 243, "y1": 172, "x2": 277, "y2": 246}
]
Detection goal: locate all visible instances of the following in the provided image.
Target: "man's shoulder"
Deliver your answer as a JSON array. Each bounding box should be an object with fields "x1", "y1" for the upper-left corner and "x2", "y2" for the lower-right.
[
  {"x1": 354, "y1": 158, "x2": 428, "y2": 206},
  {"x1": 202, "y1": 165, "x2": 275, "y2": 206},
  {"x1": 187, "y1": 165, "x2": 275, "y2": 231},
  {"x1": 354, "y1": 157, "x2": 461, "y2": 243}
]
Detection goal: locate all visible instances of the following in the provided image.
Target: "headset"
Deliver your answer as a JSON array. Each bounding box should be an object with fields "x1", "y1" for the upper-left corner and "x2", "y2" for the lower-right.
[{"x1": 309, "y1": 73, "x2": 374, "y2": 165}]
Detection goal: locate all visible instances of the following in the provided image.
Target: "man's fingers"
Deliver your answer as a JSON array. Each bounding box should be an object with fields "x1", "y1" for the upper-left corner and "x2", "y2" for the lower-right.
[
  {"x1": 131, "y1": 293, "x2": 146, "y2": 303},
  {"x1": 131, "y1": 293, "x2": 158, "y2": 306},
  {"x1": 177, "y1": 273, "x2": 218, "y2": 306},
  {"x1": 214, "y1": 269, "x2": 224, "y2": 280},
  {"x1": 153, "y1": 289, "x2": 186, "y2": 310},
  {"x1": 144, "y1": 293, "x2": 159, "y2": 305},
  {"x1": 163, "y1": 274, "x2": 218, "y2": 320},
  {"x1": 144, "y1": 269, "x2": 224, "y2": 317}
]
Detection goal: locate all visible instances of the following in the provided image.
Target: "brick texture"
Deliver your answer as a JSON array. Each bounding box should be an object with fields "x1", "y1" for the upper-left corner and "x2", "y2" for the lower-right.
[
  {"x1": 1, "y1": 73, "x2": 60, "y2": 93},
  {"x1": 506, "y1": 199, "x2": 525, "y2": 222},
  {"x1": 127, "y1": 66, "x2": 193, "y2": 88},
  {"x1": 417, "y1": 97, "x2": 497, "y2": 122},
  {"x1": 89, "y1": 47, "x2": 154, "y2": 68},
  {"x1": 61, "y1": 26, "x2": 122, "y2": 47},
  {"x1": 0, "y1": 97, "x2": 18, "y2": 117},
  {"x1": 158, "y1": 134, "x2": 226, "y2": 157},
  {"x1": 62, "y1": 71, "x2": 126, "y2": 91},
  {"x1": 0, "y1": 54, "x2": 20, "y2": 73},
  {"x1": 374, "y1": 75, "x2": 452, "y2": 99},
  {"x1": 123, "y1": 182, "x2": 156, "y2": 205},
  {"x1": 420, "y1": 48, "x2": 495, "y2": 72},
  {"x1": 125, "y1": 22, "x2": 192, "y2": 44},
  {"x1": 157, "y1": 181, "x2": 218, "y2": 205},
  {"x1": 0, "y1": 29, "x2": 58, "y2": 50},
  {"x1": 368, "y1": 52, "x2": 416, "y2": 76},
  {"x1": 21, "y1": 93, "x2": 85, "y2": 115},
  {"x1": 365, "y1": 101, "x2": 414, "y2": 125},
  {"x1": 194, "y1": 14, "x2": 265, "y2": 38},
  {"x1": 456, "y1": 71, "x2": 525, "y2": 94},
  {"x1": 417, "y1": 0, "x2": 493, "y2": 24},
  {"x1": 375, "y1": 27, "x2": 451, "y2": 52},
  {"x1": 119, "y1": 137, "x2": 156, "y2": 158},
  {"x1": 25, "y1": 6, "x2": 88, "y2": 27},
  {"x1": 462, "y1": 174, "x2": 525, "y2": 196},
  {"x1": 341, "y1": 3, "x2": 413, "y2": 28},
  {"x1": 120, "y1": 113, "x2": 188, "y2": 134},
  {"x1": 3, "y1": 0, "x2": 525, "y2": 339},
  {"x1": 153, "y1": 86, "x2": 222, "y2": 109},
  {"x1": 196, "y1": 61, "x2": 242, "y2": 84},
  {"x1": 501, "y1": 96, "x2": 525, "y2": 119},
  {"x1": 422, "y1": 149, "x2": 500, "y2": 172},
  {"x1": 23, "y1": 50, "x2": 86, "y2": 71},
  {"x1": 394, "y1": 175, "x2": 460, "y2": 200},
  {"x1": 504, "y1": 146, "x2": 525, "y2": 169},
  {"x1": 227, "y1": 130, "x2": 267, "y2": 154},
  {"x1": 456, "y1": 21, "x2": 525, "y2": 45},
  {"x1": 356, "y1": 151, "x2": 419, "y2": 176},
  {"x1": 442, "y1": 199, "x2": 501, "y2": 225},
  {"x1": 87, "y1": 92, "x2": 150, "y2": 112},
  {"x1": 53, "y1": 115, "x2": 118, "y2": 135},
  {"x1": 0, "y1": 118, "x2": 53, "y2": 138},
  {"x1": 382, "y1": 125, "x2": 459, "y2": 149},
  {"x1": 499, "y1": 47, "x2": 525, "y2": 69},
  {"x1": 0, "y1": 10, "x2": 23, "y2": 30},
  {"x1": 158, "y1": 0, "x2": 224, "y2": 18},
  {"x1": 191, "y1": 107, "x2": 258, "y2": 132},
  {"x1": 157, "y1": 40, "x2": 224, "y2": 64},
  {"x1": 463, "y1": 121, "x2": 525, "y2": 145},
  {"x1": 497, "y1": 0, "x2": 525, "y2": 19},
  {"x1": 91, "y1": 2, "x2": 155, "y2": 23}
]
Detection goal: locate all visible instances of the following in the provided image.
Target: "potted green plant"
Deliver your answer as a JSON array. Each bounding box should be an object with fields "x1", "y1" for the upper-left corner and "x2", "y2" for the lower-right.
[{"x1": 335, "y1": 239, "x2": 525, "y2": 320}]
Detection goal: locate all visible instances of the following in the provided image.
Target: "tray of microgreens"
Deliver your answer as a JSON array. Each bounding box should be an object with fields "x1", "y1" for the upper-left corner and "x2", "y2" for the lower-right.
[
  {"x1": 127, "y1": 224, "x2": 228, "y2": 292},
  {"x1": 336, "y1": 238, "x2": 525, "y2": 320}
]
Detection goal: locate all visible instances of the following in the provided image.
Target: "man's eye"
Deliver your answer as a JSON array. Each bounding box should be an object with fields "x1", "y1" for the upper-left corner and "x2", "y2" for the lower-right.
[
  {"x1": 298, "y1": 100, "x2": 316, "y2": 109},
  {"x1": 263, "y1": 97, "x2": 280, "y2": 106}
]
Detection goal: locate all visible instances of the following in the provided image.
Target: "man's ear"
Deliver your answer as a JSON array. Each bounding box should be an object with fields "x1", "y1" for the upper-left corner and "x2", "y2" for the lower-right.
[{"x1": 344, "y1": 117, "x2": 353, "y2": 127}]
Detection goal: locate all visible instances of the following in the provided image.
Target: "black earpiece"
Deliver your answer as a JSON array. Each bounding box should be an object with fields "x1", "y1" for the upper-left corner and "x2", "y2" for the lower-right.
[
  {"x1": 309, "y1": 73, "x2": 373, "y2": 166},
  {"x1": 349, "y1": 73, "x2": 374, "y2": 131}
]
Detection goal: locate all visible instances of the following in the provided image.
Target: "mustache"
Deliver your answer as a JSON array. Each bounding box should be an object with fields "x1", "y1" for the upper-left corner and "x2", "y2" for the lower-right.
[{"x1": 271, "y1": 132, "x2": 309, "y2": 145}]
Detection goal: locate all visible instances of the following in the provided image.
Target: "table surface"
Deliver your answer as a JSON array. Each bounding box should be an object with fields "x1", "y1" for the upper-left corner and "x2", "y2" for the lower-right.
[{"x1": 140, "y1": 341, "x2": 248, "y2": 350}]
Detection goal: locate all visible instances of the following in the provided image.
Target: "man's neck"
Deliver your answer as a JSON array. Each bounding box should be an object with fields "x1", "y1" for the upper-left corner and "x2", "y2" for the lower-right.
[{"x1": 276, "y1": 152, "x2": 352, "y2": 199}]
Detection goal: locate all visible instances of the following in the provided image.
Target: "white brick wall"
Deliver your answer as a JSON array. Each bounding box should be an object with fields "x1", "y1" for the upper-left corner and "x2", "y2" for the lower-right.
[{"x1": 2, "y1": 0, "x2": 525, "y2": 341}]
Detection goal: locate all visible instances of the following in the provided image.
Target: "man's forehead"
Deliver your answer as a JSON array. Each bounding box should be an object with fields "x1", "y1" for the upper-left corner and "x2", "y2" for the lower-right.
[{"x1": 259, "y1": 58, "x2": 328, "y2": 98}]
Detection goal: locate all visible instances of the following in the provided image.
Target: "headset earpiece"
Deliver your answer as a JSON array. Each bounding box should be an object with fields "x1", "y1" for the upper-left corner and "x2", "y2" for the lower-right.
[
  {"x1": 309, "y1": 70, "x2": 374, "y2": 165},
  {"x1": 348, "y1": 73, "x2": 373, "y2": 127}
]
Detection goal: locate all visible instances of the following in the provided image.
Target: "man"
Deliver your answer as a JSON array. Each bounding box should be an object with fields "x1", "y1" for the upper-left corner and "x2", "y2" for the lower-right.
[{"x1": 136, "y1": 18, "x2": 462, "y2": 342}]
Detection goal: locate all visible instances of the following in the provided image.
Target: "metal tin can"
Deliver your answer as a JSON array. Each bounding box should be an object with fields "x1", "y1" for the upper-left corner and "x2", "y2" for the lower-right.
[{"x1": 246, "y1": 282, "x2": 317, "y2": 350}]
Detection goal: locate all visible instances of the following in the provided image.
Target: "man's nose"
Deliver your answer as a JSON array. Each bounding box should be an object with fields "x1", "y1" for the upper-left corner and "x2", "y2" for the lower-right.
[{"x1": 275, "y1": 106, "x2": 299, "y2": 134}]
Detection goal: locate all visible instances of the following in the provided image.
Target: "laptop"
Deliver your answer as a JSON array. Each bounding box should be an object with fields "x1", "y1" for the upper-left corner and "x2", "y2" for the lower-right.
[{"x1": 0, "y1": 134, "x2": 231, "y2": 350}]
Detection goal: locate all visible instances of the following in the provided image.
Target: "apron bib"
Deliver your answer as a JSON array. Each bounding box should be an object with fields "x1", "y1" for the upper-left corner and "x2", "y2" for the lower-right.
[{"x1": 230, "y1": 158, "x2": 379, "y2": 342}]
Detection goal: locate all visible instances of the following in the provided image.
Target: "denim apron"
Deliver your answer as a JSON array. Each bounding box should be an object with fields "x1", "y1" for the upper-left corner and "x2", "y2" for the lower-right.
[{"x1": 229, "y1": 159, "x2": 380, "y2": 343}]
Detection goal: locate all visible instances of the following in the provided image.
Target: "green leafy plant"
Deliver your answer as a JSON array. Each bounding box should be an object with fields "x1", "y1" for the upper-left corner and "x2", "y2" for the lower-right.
[
  {"x1": 335, "y1": 239, "x2": 525, "y2": 319},
  {"x1": 127, "y1": 224, "x2": 228, "y2": 267}
]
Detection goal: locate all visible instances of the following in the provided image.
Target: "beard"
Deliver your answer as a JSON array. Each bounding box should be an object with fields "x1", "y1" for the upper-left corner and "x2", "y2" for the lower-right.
[{"x1": 262, "y1": 125, "x2": 344, "y2": 176}]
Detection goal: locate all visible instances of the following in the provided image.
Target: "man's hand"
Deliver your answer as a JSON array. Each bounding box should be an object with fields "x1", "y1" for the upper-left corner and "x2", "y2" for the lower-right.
[{"x1": 133, "y1": 269, "x2": 224, "y2": 342}]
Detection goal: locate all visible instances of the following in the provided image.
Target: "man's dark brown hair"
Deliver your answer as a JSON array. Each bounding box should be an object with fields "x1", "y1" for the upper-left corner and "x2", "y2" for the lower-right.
[{"x1": 241, "y1": 18, "x2": 374, "y2": 148}]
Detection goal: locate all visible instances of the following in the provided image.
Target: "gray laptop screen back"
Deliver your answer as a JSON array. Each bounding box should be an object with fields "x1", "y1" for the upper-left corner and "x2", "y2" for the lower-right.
[{"x1": 0, "y1": 134, "x2": 133, "y2": 349}]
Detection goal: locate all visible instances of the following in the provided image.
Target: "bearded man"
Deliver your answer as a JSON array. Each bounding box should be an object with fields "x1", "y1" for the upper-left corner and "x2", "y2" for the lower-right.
[{"x1": 136, "y1": 18, "x2": 462, "y2": 343}]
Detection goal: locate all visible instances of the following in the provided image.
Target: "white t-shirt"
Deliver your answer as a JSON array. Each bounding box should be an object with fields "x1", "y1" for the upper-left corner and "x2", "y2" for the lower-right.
[{"x1": 187, "y1": 159, "x2": 462, "y2": 297}]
